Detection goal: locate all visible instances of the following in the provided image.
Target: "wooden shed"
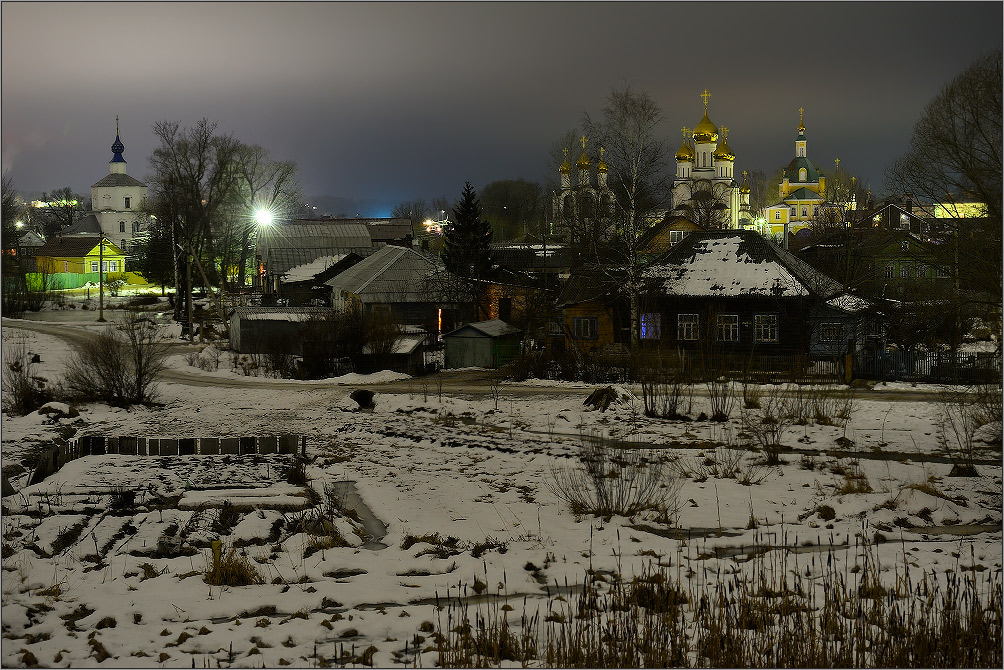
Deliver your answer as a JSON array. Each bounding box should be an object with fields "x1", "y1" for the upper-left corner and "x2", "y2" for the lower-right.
[{"x1": 443, "y1": 320, "x2": 522, "y2": 369}]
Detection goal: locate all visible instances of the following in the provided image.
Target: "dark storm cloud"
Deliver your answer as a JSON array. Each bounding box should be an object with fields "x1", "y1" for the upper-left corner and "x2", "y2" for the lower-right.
[{"x1": 2, "y1": 1, "x2": 1000, "y2": 213}]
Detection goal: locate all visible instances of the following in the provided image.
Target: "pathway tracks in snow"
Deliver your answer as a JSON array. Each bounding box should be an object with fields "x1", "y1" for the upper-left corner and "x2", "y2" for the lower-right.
[{"x1": 1, "y1": 317, "x2": 971, "y2": 401}]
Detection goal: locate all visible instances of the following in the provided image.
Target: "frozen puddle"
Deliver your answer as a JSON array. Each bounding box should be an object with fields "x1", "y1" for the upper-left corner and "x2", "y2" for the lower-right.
[{"x1": 329, "y1": 480, "x2": 388, "y2": 549}]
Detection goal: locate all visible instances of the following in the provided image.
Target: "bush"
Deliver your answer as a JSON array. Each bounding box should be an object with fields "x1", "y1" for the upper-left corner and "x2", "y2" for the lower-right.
[
  {"x1": 547, "y1": 440, "x2": 680, "y2": 520},
  {"x1": 63, "y1": 311, "x2": 169, "y2": 405},
  {"x1": 1, "y1": 332, "x2": 53, "y2": 416},
  {"x1": 740, "y1": 385, "x2": 795, "y2": 465}
]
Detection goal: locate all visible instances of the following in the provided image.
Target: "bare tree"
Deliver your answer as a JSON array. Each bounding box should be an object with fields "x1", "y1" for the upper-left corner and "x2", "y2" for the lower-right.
[
  {"x1": 582, "y1": 85, "x2": 672, "y2": 349},
  {"x1": 886, "y1": 49, "x2": 1002, "y2": 351},
  {"x1": 148, "y1": 118, "x2": 242, "y2": 322},
  {"x1": 676, "y1": 180, "x2": 732, "y2": 230}
]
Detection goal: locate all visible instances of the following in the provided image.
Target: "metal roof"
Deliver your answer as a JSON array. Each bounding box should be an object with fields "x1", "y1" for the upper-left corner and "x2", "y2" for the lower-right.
[
  {"x1": 257, "y1": 222, "x2": 372, "y2": 257},
  {"x1": 265, "y1": 247, "x2": 372, "y2": 275},
  {"x1": 443, "y1": 319, "x2": 521, "y2": 339},
  {"x1": 36, "y1": 236, "x2": 124, "y2": 259},
  {"x1": 91, "y1": 173, "x2": 146, "y2": 188},
  {"x1": 325, "y1": 245, "x2": 444, "y2": 303}
]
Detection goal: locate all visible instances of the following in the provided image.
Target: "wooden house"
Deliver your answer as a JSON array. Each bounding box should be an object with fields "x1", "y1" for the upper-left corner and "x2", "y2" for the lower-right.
[{"x1": 34, "y1": 236, "x2": 127, "y2": 279}]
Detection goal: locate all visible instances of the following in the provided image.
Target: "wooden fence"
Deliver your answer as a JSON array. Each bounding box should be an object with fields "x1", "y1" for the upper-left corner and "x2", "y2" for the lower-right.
[{"x1": 27, "y1": 434, "x2": 305, "y2": 486}]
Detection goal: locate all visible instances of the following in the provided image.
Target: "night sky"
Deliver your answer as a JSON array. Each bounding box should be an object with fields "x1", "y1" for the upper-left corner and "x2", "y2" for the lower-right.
[{"x1": 2, "y1": 1, "x2": 1001, "y2": 216}]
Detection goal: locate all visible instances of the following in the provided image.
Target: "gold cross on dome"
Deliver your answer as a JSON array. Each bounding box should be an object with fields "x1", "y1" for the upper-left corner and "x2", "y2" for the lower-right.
[
  {"x1": 799, "y1": 107, "x2": 804, "y2": 123},
  {"x1": 563, "y1": 147, "x2": 568, "y2": 158},
  {"x1": 580, "y1": 136, "x2": 588, "y2": 151},
  {"x1": 599, "y1": 147, "x2": 605, "y2": 159},
  {"x1": 742, "y1": 170, "x2": 748, "y2": 179},
  {"x1": 834, "y1": 158, "x2": 840, "y2": 169},
  {"x1": 681, "y1": 126, "x2": 690, "y2": 140},
  {"x1": 700, "y1": 89, "x2": 711, "y2": 111},
  {"x1": 720, "y1": 125, "x2": 729, "y2": 140}
]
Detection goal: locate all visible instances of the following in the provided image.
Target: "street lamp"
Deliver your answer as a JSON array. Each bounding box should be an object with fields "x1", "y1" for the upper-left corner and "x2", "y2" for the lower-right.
[{"x1": 254, "y1": 209, "x2": 274, "y2": 227}]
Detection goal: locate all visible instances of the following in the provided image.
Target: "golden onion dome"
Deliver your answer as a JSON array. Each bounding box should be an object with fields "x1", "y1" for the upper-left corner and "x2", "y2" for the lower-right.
[
  {"x1": 559, "y1": 148, "x2": 571, "y2": 173},
  {"x1": 675, "y1": 140, "x2": 695, "y2": 162},
  {"x1": 597, "y1": 146, "x2": 608, "y2": 172},
  {"x1": 713, "y1": 138, "x2": 734, "y2": 162},
  {"x1": 740, "y1": 171, "x2": 750, "y2": 194},
  {"x1": 692, "y1": 113, "x2": 718, "y2": 143},
  {"x1": 576, "y1": 151, "x2": 590, "y2": 169}
]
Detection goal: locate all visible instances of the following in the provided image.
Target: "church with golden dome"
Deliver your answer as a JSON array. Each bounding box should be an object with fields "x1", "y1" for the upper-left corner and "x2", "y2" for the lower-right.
[
  {"x1": 671, "y1": 90, "x2": 751, "y2": 229},
  {"x1": 550, "y1": 136, "x2": 616, "y2": 246}
]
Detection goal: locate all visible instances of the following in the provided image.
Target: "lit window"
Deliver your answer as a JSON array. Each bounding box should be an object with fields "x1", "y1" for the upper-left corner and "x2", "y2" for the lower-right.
[
  {"x1": 899, "y1": 213, "x2": 909, "y2": 229},
  {"x1": 91, "y1": 261, "x2": 99, "y2": 272},
  {"x1": 677, "y1": 314, "x2": 699, "y2": 341},
  {"x1": 820, "y1": 323, "x2": 844, "y2": 342},
  {"x1": 802, "y1": 207, "x2": 808, "y2": 217},
  {"x1": 885, "y1": 265, "x2": 895, "y2": 278},
  {"x1": 754, "y1": 314, "x2": 778, "y2": 342},
  {"x1": 900, "y1": 265, "x2": 908, "y2": 278},
  {"x1": 640, "y1": 313, "x2": 661, "y2": 340},
  {"x1": 790, "y1": 207, "x2": 797, "y2": 218},
  {"x1": 573, "y1": 317, "x2": 598, "y2": 340},
  {"x1": 669, "y1": 230, "x2": 686, "y2": 245},
  {"x1": 109, "y1": 261, "x2": 118, "y2": 272},
  {"x1": 717, "y1": 314, "x2": 739, "y2": 342}
]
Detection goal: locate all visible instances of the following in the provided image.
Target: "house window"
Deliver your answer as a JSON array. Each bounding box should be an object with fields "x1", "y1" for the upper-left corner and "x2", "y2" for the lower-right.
[
  {"x1": 91, "y1": 261, "x2": 99, "y2": 272},
  {"x1": 640, "y1": 313, "x2": 661, "y2": 340},
  {"x1": 799, "y1": 168, "x2": 807, "y2": 181},
  {"x1": 677, "y1": 314, "x2": 699, "y2": 341},
  {"x1": 790, "y1": 207, "x2": 797, "y2": 218},
  {"x1": 900, "y1": 265, "x2": 908, "y2": 278},
  {"x1": 820, "y1": 323, "x2": 844, "y2": 342},
  {"x1": 63, "y1": 261, "x2": 69, "y2": 273},
  {"x1": 119, "y1": 221, "x2": 126, "y2": 232},
  {"x1": 548, "y1": 318, "x2": 564, "y2": 336},
  {"x1": 669, "y1": 230, "x2": 686, "y2": 245},
  {"x1": 124, "y1": 197, "x2": 131, "y2": 209},
  {"x1": 917, "y1": 263, "x2": 927, "y2": 278},
  {"x1": 573, "y1": 317, "x2": 598, "y2": 340},
  {"x1": 775, "y1": 211, "x2": 781, "y2": 221},
  {"x1": 801, "y1": 207, "x2": 808, "y2": 217},
  {"x1": 717, "y1": 314, "x2": 739, "y2": 342},
  {"x1": 109, "y1": 261, "x2": 118, "y2": 272},
  {"x1": 754, "y1": 314, "x2": 779, "y2": 342},
  {"x1": 101, "y1": 261, "x2": 108, "y2": 273},
  {"x1": 132, "y1": 221, "x2": 140, "y2": 232},
  {"x1": 936, "y1": 266, "x2": 950, "y2": 278},
  {"x1": 885, "y1": 265, "x2": 895, "y2": 278},
  {"x1": 899, "y1": 213, "x2": 909, "y2": 229}
]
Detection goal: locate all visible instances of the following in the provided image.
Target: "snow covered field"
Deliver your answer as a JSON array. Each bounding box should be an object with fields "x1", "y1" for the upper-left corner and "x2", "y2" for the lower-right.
[{"x1": 1, "y1": 321, "x2": 1001, "y2": 667}]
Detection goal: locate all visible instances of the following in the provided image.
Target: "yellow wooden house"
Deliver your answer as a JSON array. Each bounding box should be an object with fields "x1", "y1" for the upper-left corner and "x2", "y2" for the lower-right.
[{"x1": 34, "y1": 236, "x2": 127, "y2": 278}]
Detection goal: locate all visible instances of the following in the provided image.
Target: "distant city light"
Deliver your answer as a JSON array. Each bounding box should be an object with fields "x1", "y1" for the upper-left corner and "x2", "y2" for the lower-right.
[{"x1": 15, "y1": 220, "x2": 24, "y2": 228}]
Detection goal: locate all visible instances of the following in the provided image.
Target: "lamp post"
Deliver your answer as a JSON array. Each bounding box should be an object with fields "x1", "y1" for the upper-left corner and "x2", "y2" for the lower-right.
[
  {"x1": 97, "y1": 234, "x2": 106, "y2": 322},
  {"x1": 253, "y1": 208, "x2": 274, "y2": 294}
]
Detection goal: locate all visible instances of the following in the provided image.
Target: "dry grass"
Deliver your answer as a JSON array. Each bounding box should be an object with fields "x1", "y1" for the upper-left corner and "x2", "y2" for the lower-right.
[{"x1": 204, "y1": 547, "x2": 264, "y2": 586}]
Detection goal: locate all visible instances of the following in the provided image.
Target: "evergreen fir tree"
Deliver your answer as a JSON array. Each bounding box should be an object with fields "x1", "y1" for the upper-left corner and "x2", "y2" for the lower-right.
[{"x1": 443, "y1": 182, "x2": 493, "y2": 278}]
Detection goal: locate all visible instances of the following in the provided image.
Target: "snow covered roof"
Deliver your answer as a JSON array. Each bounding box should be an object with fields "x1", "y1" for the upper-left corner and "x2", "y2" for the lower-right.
[
  {"x1": 266, "y1": 247, "x2": 371, "y2": 276},
  {"x1": 443, "y1": 319, "x2": 521, "y2": 339},
  {"x1": 826, "y1": 292, "x2": 872, "y2": 313},
  {"x1": 230, "y1": 307, "x2": 335, "y2": 322},
  {"x1": 362, "y1": 331, "x2": 427, "y2": 355},
  {"x1": 281, "y1": 254, "x2": 349, "y2": 282},
  {"x1": 645, "y1": 231, "x2": 842, "y2": 299},
  {"x1": 325, "y1": 245, "x2": 444, "y2": 303}
]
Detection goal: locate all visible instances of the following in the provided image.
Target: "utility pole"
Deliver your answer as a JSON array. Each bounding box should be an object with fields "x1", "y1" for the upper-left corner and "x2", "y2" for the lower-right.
[{"x1": 97, "y1": 234, "x2": 106, "y2": 322}]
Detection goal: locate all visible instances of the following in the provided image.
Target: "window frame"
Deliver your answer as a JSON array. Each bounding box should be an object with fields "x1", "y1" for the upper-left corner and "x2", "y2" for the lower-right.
[
  {"x1": 819, "y1": 322, "x2": 844, "y2": 342},
  {"x1": 754, "y1": 313, "x2": 779, "y2": 343},
  {"x1": 124, "y1": 196, "x2": 131, "y2": 209},
  {"x1": 90, "y1": 261, "x2": 99, "y2": 272},
  {"x1": 677, "y1": 313, "x2": 699, "y2": 341},
  {"x1": 716, "y1": 314, "x2": 739, "y2": 342},
  {"x1": 640, "y1": 312, "x2": 662, "y2": 340},
  {"x1": 572, "y1": 316, "x2": 598, "y2": 340}
]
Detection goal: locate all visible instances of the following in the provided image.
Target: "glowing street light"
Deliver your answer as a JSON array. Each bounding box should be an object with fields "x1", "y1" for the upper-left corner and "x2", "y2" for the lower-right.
[{"x1": 254, "y1": 209, "x2": 274, "y2": 226}]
